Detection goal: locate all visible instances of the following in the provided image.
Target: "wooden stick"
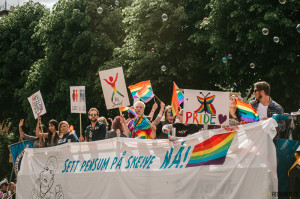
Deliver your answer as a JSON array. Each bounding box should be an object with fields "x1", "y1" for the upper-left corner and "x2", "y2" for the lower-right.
[
  {"x1": 79, "y1": 113, "x2": 82, "y2": 137},
  {"x1": 154, "y1": 94, "x2": 162, "y2": 102},
  {"x1": 39, "y1": 118, "x2": 45, "y2": 142}
]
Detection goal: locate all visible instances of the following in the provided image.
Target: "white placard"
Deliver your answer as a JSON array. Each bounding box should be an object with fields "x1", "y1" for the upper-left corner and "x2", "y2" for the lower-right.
[
  {"x1": 183, "y1": 89, "x2": 229, "y2": 125},
  {"x1": 27, "y1": 90, "x2": 47, "y2": 119},
  {"x1": 99, "y1": 67, "x2": 130, "y2": 109},
  {"x1": 70, "y1": 86, "x2": 86, "y2": 114}
]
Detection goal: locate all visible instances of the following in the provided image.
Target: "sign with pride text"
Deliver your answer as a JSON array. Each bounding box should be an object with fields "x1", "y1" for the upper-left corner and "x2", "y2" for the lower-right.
[
  {"x1": 99, "y1": 67, "x2": 130, "y2": 109},
  {"x1": 183, "y1": 89, "x2": 229, "y2": 125},
  {"x1": 70, "y1": 86, "x2": 86, "y2": 114},
  {"x1": 27, "y1": 90, "x2": 47, "y2": 119},
  {"x1": 17, "y1": 120, "x2": 278, "y2": 199}
]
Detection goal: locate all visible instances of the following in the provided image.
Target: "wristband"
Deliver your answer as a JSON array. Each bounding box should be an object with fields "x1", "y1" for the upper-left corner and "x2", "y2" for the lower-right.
[{"x1": 167, "y1": 132, "x2": 171, "y2": 137}]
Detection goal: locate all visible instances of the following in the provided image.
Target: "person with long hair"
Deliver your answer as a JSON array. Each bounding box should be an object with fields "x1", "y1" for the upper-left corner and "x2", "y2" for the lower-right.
[
  {"x1": 107, "y1": 116, "x2": 126, "y2": 138},
  {"x1": 156, "y1": 105, "x2": 176, "y2": 139},
  {"x1": 57, "y1": 121, "x2": 77, "y2": 145},
  {"x1": 36, "y1": 116, "x2": 59, "y2": 147}
]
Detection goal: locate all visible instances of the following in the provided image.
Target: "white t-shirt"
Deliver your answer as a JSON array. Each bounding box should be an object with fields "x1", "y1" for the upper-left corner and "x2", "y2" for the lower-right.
[{"x1": 257, "y1": 102, "x2": 268, "y2": 119}]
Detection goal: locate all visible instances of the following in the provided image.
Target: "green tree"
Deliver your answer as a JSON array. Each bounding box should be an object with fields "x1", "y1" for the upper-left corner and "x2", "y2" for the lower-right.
[
  {"x1": 105, "y1": 0, "x2": 215, "y2": 105},
  {"x1": 190, "y1": 0, "x2": 300, "y2": 111},
  {"x1": 0, "y1": 1, "x2": 49, "y2": 125},
  {"x1": 17, "y1": 0, "x2": 128, "y2": 130}
]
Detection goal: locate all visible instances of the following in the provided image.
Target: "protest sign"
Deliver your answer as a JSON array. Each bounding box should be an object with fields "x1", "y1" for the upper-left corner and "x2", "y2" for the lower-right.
[
  {"x1": 27, "y1": 90, "x2": 46, "y2": 119},
  {"x1": 184, "y1": 89, "x2": 229, "y2": 125},
  {"x1": 99, "y1": 67, "x2": 130, "y2": 109},
  {"x1": 18, "y1": 119, "x2": 278, "y2": 199},
  {"x1": 70, "y1": 86, "x2": 86, "y2": 114}
]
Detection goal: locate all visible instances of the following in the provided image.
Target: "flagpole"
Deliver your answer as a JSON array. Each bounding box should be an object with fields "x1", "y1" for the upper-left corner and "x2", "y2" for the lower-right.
[
  {"x1": 79, "y1": 113, "x2": 82, "y2": 137},
  {"x1": 154, "y1": 94, "x2": 162, "y2": 102},
  {"x1": 39, "y1": 118, "x2": 45, "y2": 142}
]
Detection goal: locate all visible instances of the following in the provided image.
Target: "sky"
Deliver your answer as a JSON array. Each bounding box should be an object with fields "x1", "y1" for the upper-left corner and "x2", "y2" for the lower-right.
[{"x1": 0, "y1": 0, "x2": 59, "y2": 10}]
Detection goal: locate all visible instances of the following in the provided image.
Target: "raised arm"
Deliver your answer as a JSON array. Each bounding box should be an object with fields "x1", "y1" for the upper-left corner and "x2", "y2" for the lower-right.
[
  {"x1": 151, "y1": 102, "x2": 165, "y2": 126},
  {"x1": 148, "y1": 102, "x2": 158, "y2": 121},
  {"x1": 19, "y1": 119, "x2": 25, "y2": 138},
  {"x1": 36, "y1": 116, "x2": 48, "y2": 138}
]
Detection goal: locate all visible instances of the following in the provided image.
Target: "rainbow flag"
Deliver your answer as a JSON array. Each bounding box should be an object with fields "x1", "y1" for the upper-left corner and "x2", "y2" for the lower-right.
[
  {"x1": 170, "y1": 82, "x2": 183, "y2": 116},
  {"x1": 119, "y1": 106, "x2": 139, "y2": 117},
  {"x1": 186, "y1": 132, "x2": 236, "y2": 167},
  {"x1": 175, "y1": 83, "x2": 184, "y2": 105},
  {"x1": 235, "y1": 99, "x2": 259, "y2": 123},
  {"x1": 69, "y1": 125, "x2": 79, "y2": 141},
  {"x1": 128, "y1": 80, "x2": 152, "y2": 99},
  {"x1": 129, "y1": 115, "x2": 152, "y2": 139},
  {"x1": 136, "y1": 85, "x2": 154, "y2": 103}
]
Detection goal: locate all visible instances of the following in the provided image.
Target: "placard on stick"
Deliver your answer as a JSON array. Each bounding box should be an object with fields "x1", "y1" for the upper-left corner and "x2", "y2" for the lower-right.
[
  {"x1": 27, "y1": 90, "x2": 47, "y2": 119},
  {"x1": 99, "y1": 67, "x2": 130, "y2": 109},
  {"x1": 70, "y1": 86, "x2": 86, "y2": 114},
  {"x1": 183, "y1": 89, "x2": 229, "y2": 125}
]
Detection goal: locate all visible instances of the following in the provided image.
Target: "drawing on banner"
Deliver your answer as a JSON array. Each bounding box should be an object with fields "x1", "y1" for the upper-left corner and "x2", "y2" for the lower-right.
[
  {"x1": 30, "y1": 156, "x2": 64, "y2": 199},
  {"x1": 70, "y1": 86, "x2": 86, "y2": 113},
  {"x1": 99, "y1": 67, "x2": 130, "y2": 109},
  {"x1": 103, "y1": 73, "x2": 125, "y2": 102},
  {"x1": 28, "y1": 91, "x2": 47, "y2": 119},
  {"x1": 184, "y1": 89, "x2": 229, "y2": 125}
]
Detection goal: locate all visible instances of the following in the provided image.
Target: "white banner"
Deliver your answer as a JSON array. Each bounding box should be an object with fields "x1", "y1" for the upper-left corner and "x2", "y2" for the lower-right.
[
  {"x1": 27, "y1": 90, "x2": 47, "y2": 119},
  {"x1": 70, "y1": 86, "x2": 86, "y2": 114},
  {"x1": 184, "y1": 89, "x2": 229, "y2": 125},
  {"x1": 17, "y1": 119, "x2": 278, "y2": 199},
  {"x1": 99, "y1": 67, "x2": 130, "y2": 109}
]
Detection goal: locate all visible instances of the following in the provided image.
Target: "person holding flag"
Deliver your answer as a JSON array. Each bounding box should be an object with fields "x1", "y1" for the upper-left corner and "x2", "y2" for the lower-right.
[{"x1": 121, "y1": 101, "x2": 156, "y2": 139}]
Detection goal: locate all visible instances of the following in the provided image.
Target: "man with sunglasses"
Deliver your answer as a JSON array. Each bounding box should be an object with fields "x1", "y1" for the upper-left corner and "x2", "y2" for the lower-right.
[
  {"x1": 84, "y1": 108, "x2": 106, "y2": 142},
  {"x1": 250, "y1": 81, "x2": 285, "y2": 133}
]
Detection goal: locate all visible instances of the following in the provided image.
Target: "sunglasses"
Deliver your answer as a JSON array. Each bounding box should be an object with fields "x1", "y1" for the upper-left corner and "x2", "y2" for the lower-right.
[
  {"x1": 89, "y1": 114, "x2": 98, "y2": 116},
  {"x1": 254, "y1": 89, "x2": 260, "y2": 92}
]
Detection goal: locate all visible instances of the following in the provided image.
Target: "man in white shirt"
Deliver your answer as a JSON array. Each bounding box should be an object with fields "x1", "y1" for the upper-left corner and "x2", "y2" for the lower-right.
[{"x1": 250, "y1": 81, "x2": 285, "y2": 133}]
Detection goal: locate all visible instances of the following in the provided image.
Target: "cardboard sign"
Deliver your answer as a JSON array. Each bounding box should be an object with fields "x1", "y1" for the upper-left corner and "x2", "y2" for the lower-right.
[
  {"x1": 70, "y1": 86, "x2": 86, "y2": 114},
  {"x1": 28, "y1": 90, "x2": 47, "y2": 119},
  {"x1": 183, "y1": 89, "x2": 229, "y2": 125},
  {"x1": 99, "y1": 67, "x2": 130, "y2": 109}
]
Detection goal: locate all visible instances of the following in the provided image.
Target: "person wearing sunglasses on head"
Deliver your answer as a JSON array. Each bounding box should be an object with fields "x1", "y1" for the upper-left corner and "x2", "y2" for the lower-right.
[{"x1": 82, "y1": 108, "x2": 106, "y2": 142}]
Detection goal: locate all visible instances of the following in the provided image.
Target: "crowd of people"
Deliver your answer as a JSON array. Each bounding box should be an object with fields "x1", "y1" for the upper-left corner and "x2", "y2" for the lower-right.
[
  {"x1": 0, "y1": 81, "x2": 285, "y2": 199},
  {"x1": 0, "y1": 179, "x2": 16, "y2": 199},
  {"x1": 15, "y1": 81, "x2": 284, "y2": 148}
]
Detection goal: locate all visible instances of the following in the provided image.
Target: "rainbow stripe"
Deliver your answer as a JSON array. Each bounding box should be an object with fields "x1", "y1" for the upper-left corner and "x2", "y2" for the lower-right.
[
  {"x1": 170, "y1": 83, "x2": 179, "y2": 116},
  {"x1": 174, "y1": 83, "x2": 184, "y2": 105},
  {"x1": 136, "y1": 85, "x2": 154, "y2": 103},
  {"x1": 186, "y1": 132, "x2": 236, "y2": 167},
  {"x1": 128, "y1": 80, "x2": 152, "y2": 99},
  {"x1": 129, "y1": 115, "x2": 152, "y2": 139},
  {"x1": 235, "y1": 99, "x2": 259, "y2": 123},
  {"x1": 119, "y1": 106, "x2": 139, "y2": 117}
]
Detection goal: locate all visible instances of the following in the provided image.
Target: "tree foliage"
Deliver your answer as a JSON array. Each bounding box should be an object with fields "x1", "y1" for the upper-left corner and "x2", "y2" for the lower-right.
[
  {"x1": 190, "y1": 0, "x2": 300, "y2": 111},
  {"x1": 0, "y1": 1, "x2": 49, "y2": 124}
]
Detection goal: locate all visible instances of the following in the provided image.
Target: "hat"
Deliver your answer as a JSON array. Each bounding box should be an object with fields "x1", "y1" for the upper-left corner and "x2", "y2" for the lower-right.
[
  {"x1": 0, "y1": 178, "x2": 8, "y2": 186},
  {"x1": 291, "y1": 109, "x2": 300, "y2": 116}
]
